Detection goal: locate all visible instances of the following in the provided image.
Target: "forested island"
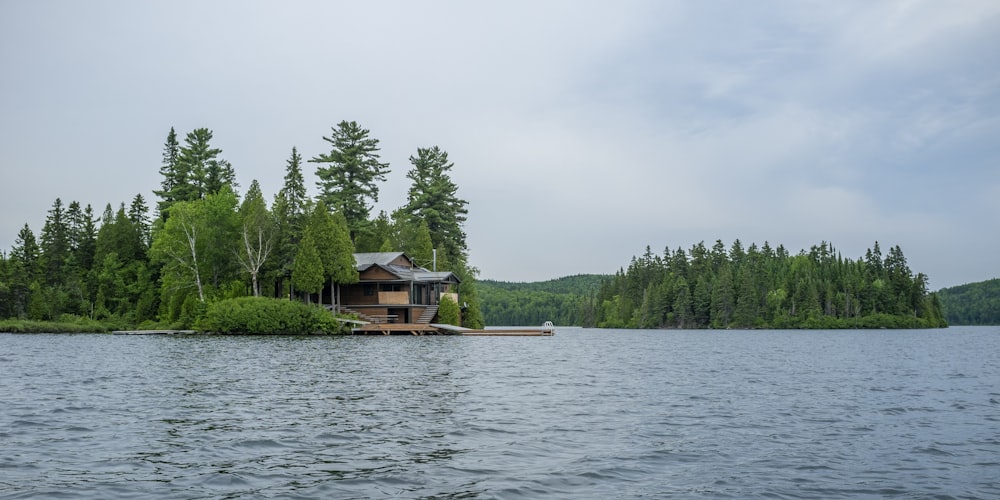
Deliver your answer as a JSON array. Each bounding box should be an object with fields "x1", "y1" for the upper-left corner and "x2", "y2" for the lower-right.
[
  {"x1": 483, "y1": 241, "x2": 947, "y2": 329},
  {"x1": 0, "y1": 122, "x2": 483, "y2": 333}
]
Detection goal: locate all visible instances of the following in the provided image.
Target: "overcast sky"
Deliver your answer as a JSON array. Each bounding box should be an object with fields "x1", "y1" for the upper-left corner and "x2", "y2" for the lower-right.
[{"x1": 1, "y1": 1, "x2": 998, "y2": 288}]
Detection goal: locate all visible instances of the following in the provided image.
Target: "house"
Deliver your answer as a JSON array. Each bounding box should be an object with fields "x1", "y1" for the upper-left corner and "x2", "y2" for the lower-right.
[{"x1": 338, "y1": 252, "x2": 461, "y2": 325}]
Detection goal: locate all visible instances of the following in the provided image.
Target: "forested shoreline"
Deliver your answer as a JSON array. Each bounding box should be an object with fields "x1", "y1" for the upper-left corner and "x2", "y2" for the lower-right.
[
  {"x1": 584, "y1": 241, "x2": 946, "y2": 329},
  {"x1": 0, "y1": 122, "x2": 483, "y2": 332},
  {"x1": 937, "y1": 279, "x2": 1000, "y2": 325},
  {"x1": 482, "y1": 242, "x2": 948, "y2": 329},
  {"x1": 479, "y1": 275, "x2": 606, "y2": 327}
]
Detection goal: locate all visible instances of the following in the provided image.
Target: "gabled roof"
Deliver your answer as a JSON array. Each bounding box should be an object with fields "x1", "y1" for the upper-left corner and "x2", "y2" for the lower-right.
[
  {"x1": 353, "y1": 252, "x2": 461, "y2": 284},
  {"x1": 354, "y1": 252, "x2": 411, "y2": 268}
]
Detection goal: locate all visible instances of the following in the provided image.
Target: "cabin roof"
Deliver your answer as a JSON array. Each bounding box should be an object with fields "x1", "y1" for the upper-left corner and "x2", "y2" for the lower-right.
[
  {"x1": 353, "y1": 252, "x2": 460, "y2": 284},
  {"x1": 354, "y1": 252, "x2": 411, "y2": 268}
]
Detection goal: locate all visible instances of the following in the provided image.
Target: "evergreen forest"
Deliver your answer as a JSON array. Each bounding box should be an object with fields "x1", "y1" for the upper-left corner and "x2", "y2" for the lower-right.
[
  {"x1": 480, "y1": 242, "x2": 947, "y2": 329},
  {"x1": 937, "y1": 279, "x2": 1000, "y2": 325},
  {"x1": 583, "y1": 241, "x2": 947, "y2": 329},
  {"x1": 479, "y1": 275, "x2": 606, "y2": 326},
  {"x1": 0, "y1": 122, "x2": 483, "y2": 332}
]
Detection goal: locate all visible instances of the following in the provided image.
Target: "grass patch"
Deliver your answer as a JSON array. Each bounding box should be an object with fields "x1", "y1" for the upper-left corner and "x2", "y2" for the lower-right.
[{"x1": 0, "y1": 316, "x2": 111, "y2": 333}]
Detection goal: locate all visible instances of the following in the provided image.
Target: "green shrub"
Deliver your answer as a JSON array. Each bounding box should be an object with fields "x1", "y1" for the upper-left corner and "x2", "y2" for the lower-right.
[
  {"x1": 437, "y1": 295, "x2": 461, "y2": 326},
  {"x1": 197, "y1": 296, "x2": 350, "y2": 335}
]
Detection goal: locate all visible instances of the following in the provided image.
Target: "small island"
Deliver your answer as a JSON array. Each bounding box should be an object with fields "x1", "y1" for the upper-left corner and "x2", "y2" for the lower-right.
[{"x1": 0, "y1": 122, "x2": 484, "y2": 334}]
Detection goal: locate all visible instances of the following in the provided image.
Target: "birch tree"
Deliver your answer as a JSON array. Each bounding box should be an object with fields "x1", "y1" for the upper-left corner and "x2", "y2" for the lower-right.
[
  {"x1": 237, "y1": 180, "x2": 274, "y2": 296},
  {"x1": 151, "y1": 200, "x2": 206, "y2": 302}
]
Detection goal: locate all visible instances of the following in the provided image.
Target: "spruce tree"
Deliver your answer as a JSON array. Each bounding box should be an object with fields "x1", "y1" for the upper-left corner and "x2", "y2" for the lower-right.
[
  {"x1": 175, "y1": 128, "x2": 224, "y2": 201},
  {"x1": 271, "y1": 146, "x2": 311, "y2": 296},
  {"x1": 39, "y1": 198, "x2": 70, "y2": 287},
  {"x1": 154, "y1": 127, "x2": 181, "y2": 219},
  {"x1": 9, "y1": 224, "x2": 39, "y2": 317}
]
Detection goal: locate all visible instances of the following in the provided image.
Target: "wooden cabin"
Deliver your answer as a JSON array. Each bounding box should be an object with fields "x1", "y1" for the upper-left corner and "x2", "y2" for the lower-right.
[{"x1": 338, "y1": 252, "x2": 461, "y2": 325}]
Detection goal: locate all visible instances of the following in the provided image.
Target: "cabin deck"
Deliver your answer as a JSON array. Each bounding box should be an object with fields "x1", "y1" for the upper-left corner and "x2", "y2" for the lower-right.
[
  {"x1": 112, "y1": 330, "x2": 197, "y2": 335},
  {"x1": 353, "y1": 323, "x2": 554, "y2": 336}
]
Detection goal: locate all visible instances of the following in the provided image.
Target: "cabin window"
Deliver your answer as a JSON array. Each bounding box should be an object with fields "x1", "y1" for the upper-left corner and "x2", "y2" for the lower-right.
[{"x1": 364, "y1": 284, "x2": 375, "y2": 296}]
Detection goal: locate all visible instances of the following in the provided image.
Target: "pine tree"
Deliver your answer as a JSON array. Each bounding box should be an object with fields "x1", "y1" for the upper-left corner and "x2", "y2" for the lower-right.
[
  {"x1": 309, "y1": 121, "x2": 390, "y2": 243},
  {"x1": 402, "y1": 146, "x2": 469, "y2": 264}
]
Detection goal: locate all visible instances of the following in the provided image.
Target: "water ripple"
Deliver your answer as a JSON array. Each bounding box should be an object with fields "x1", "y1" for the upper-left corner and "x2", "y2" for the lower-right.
[{"x1": 1, "y1": 328, "x2": 999, "y2": 498}]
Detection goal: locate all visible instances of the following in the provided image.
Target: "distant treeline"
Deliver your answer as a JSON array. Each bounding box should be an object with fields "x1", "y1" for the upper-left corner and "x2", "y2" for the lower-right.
[
  {"x1": 937, "y1": 279, "x2": 1000, "y2": 325},
  {"x1": 585, "y1": 240, "x2": 946, "y2": 329},
  {"x1": 479, "y1": 275, "x2": 606, "y2": 326},
  {"x1": 480, "y1": 241, "x2": 947, "y2": 329}
]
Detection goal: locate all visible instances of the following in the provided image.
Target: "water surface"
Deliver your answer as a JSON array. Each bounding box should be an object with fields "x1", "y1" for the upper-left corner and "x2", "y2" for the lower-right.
[{"x1": 2, "y1": 327, "x2": 998, "y2": 498}]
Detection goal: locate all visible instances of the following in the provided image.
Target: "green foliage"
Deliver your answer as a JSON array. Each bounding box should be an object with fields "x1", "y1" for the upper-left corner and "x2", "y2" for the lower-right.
[
  {"x1": 478, "y1": 275, "x2": 607, "y2": 326},
  {"x1": 154, "y1": 127, "x2": 235, "y2": 217},
  {"x1": 437, "y1": 294, "x2": 461, "y2": 326},
  {"x1": 307, "y1": 202, "x2": 357, "y2": 286},
  {"x1": 197, "y1": 296, "x2": 349, "y2": 334},
  {"x1": 0, "y1": 315, "x2": 111, "y2": 333},
  {"x1": 269, "y1": 146, "x2": 312, "y2": 296},
  {"x1": 2, "y1": 122, "x2": 486, "y2": 335},
  {"x1": 401, "y1": 146, "x2": 469, "y2": 265},
  {"x1": 150, "y1": 188, "x2": 239, "y2": 307},
  {"x1": 937, "y1": 278, "x2": 1000, "y2": 325},
  {"x1": 407, "y1": 220, "x2": 434, "y2": 266},
  {"x1": 454, "y1": 262, "x2": 484, "y2": 329},
  {"x1": 591, "y1": 240, "x2": 947, "y2": 329},
  {"x1": 310, "y1": 120, "x2": 390, "y2": 243},
  {"x1": 237, "y1": 180, "x2": 275, "y2": 296},
  {"x1": 292, "y1": 233, "x2": 325, "y2": 298}
]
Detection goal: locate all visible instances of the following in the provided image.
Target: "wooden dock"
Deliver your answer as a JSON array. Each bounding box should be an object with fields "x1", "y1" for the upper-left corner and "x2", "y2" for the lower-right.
[
  {"x1": 112, "y1": 330, "x2": 196, "y2": 335},
  {"x1": 353, "y1": 323, "x2": 554, "y2": 336}
]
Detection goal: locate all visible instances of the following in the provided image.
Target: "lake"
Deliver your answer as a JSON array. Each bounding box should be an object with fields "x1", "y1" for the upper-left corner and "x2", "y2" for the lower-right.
[{"x1": 2, "y1": 327, "x2": 998, "y2": 499}]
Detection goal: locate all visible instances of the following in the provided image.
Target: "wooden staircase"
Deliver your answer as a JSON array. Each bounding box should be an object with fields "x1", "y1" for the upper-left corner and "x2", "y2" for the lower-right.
[
  {"x1": 333, "y1": 306, "x2": 379, "y2": 324},
  {"x1": 416, "y1": 305, "x2": 438, "y2": 324}
]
